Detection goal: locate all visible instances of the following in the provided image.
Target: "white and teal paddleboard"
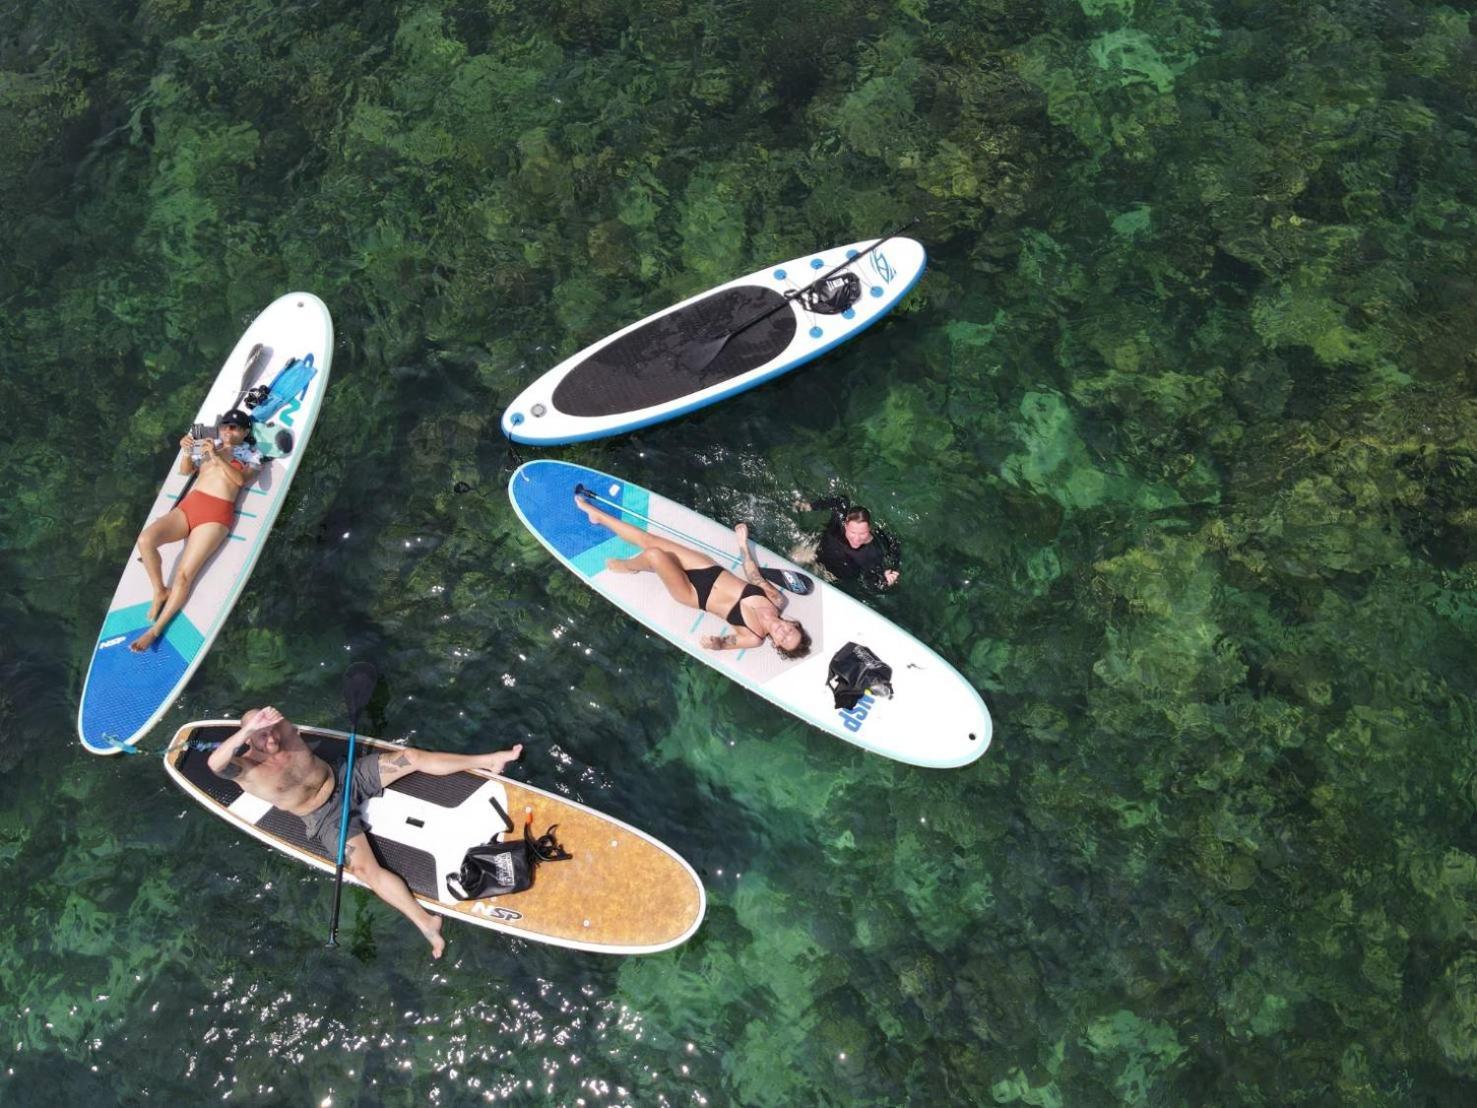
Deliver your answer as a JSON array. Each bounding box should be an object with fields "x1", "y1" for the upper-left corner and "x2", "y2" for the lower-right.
[
  {"x1": 509, "y1": 460, "x2": 991, "y2": 768},
  {"x1": 77, "y1": 293, "x2": 334, "y2": 755}
]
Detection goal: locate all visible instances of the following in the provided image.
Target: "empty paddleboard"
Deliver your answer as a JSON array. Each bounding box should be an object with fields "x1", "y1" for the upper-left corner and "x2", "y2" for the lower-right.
[{"x1": 501, "y1": 237, "x2": 926, "y2": 444}]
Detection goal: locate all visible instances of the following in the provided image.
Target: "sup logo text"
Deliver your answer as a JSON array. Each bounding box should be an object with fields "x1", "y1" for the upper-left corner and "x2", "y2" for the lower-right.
[
  {"x1": 839, "y1": 694, "x2": 877, "y2": 733},
  {"x1": 470, "y1": 902, "x2": 524, "y2": 922}
]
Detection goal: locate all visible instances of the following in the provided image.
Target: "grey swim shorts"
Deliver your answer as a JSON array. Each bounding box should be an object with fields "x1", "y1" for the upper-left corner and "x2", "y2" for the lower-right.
[{"x1": 301, "y1": 752, "x2": 383, "y2": 857}]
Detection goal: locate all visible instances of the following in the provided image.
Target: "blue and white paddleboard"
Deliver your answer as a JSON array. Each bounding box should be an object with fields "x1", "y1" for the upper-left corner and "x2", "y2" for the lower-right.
[
  {"x1": 77, "y1": 293, "x2": 334, "y2": 755},
  {"x1": 501, "y1": 237, "x2": 927, "y2": 444},
  {"x1": 508, "y1": 460, "x2": 990, "y2": 768}
]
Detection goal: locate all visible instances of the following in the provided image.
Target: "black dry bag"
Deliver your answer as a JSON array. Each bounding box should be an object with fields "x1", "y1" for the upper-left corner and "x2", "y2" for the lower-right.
[
  {"x1": 827, "y1": 641, "x2": 894, "y2": 710},
  {"x1": 447, "y1": 838, "x2": 532, "y2": 900},
  {"x1": 445, "y1": 792, "x2": 572, "y2": 900}
]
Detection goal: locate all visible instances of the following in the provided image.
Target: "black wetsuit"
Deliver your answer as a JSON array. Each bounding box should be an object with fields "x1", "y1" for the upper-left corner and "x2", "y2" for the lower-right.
[{"x1": 806, "y1": 496, "x2": 902, "y2": 590}]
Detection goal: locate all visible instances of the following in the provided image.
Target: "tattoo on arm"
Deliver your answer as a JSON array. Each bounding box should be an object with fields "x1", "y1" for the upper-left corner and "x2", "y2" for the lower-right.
[{"x1": 387, "y1": 753, "x2": 411, "y2": 768}]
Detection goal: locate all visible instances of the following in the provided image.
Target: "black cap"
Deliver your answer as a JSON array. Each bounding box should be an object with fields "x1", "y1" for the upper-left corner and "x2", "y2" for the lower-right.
[{"x1": 219, "y1": 409, "x2": 253, "y2": 429}]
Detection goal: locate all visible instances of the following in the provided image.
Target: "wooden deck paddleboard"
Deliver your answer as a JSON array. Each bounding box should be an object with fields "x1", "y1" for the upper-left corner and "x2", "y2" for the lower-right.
[
  {"x1": 508, "y1": 460, "x2": 991, "y2": 768},
  {"x1": 165, "y1": 722, "x2": 706, "y2": 955},
  {"x1": 78, "y1": 293, "x2": 333, "y2": 754},
  {"x1": 501, "y1": 237, "x2": 926, "y2": 444}
]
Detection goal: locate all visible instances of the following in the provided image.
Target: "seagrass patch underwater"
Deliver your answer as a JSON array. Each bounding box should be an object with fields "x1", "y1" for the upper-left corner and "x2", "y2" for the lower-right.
[{"x1": 1, "y1": 0, "x2": 1475, "y2": 1103}]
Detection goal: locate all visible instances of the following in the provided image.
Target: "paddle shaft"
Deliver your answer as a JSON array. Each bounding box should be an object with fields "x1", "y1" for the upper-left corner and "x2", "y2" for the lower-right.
[
  {"x1": 706, "y1": 219, "x2": 921, "y2": 349},
  {"x1": 326, "y1": 725, "x2": 358, "y2": 946}
]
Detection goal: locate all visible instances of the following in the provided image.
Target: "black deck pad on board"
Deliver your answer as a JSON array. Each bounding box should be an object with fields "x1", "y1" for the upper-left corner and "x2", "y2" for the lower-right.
[
  {"x1": 552, "y1": 284, "x2": 797, "y2": 416},
  {"x1": 176, "y1": 726, "x2": 454, "y2": 898}
]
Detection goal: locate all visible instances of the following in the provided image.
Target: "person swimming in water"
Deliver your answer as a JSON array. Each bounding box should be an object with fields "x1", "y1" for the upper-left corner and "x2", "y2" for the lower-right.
[
  {"x1": 574, "y1": 487, "x2": 812, "y2": 659},
  {"x1": 131, "y1": 409, "x2": 261, "y2": 652},
  {"x1": 796, "y1": 495, "x2": 901, "y2": 590}
]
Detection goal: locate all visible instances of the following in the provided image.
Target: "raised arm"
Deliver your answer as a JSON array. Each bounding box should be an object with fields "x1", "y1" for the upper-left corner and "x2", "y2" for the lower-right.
[
  {"x1": 176, "y1": 434, "x2": 200, "y2": 476},
  {"x1": 207, "y1": 707, "x2": 278, "y2": 779},
  {"x1": 733, "y1": 522, "x2": 784, "y2": 607},
  {"x1": 859, "y1": 527, "x2": 903, "y2": 589}
]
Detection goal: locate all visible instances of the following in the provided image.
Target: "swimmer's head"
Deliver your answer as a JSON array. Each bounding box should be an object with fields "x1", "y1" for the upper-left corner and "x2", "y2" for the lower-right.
[{"x1": 842, "y1": 507, "x2": 874, "y2": 549}]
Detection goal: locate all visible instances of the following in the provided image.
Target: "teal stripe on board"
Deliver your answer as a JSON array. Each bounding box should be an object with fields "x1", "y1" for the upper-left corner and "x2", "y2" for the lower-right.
[
  {"x1": 619, "y1": 485, "x2": 650, "y2": 524},
  {"x1": 571, "y1": 535, "x2": 639, "y2": 578},
  {"x1": 163, "y1": 612, "x2": 205, "y2": 659},
  {"x1": 98, "y1": 605, "x2": 204, "y2": 659},
  {"x1": 100, "y1": 601, "x2": 152, "y2": 639}
]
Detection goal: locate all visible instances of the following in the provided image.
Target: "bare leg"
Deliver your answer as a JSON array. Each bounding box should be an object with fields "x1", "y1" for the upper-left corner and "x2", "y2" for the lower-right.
[
  {"x1": 344, "y1": 834, "x2": 446, "y2": 958},
  {"x1": 575, "y1": 492, "x2": 718, "y2": 569},
  {"x1": 379, "y1": 744, "x2": 525, "y2": 787},
  {"x1": 609, "y1": 548, "x2": 709, "y2": 612},
  {"x1": 132, "y1": 521, "x2": 229, "y2": 651},
  {"x1": 135, "y1": 509, "x2": 190, "y2": 624}
]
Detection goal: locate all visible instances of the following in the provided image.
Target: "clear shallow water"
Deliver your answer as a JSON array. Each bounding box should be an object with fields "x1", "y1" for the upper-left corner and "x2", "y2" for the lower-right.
[{"x1": 2, "y1": 0, "x2": 1475, "y2": 1104}]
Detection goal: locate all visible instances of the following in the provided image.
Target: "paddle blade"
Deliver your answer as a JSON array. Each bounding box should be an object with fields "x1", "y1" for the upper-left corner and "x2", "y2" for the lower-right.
[
  {"x1": 679, "y1": 334, "x2": 731, "y2": 374},
  {"x1": 341, "y1": 661, "x2": 379, "y2": 727},
  {"x1": 760, "y1": 566, "x2": 814, "y2": 595}
]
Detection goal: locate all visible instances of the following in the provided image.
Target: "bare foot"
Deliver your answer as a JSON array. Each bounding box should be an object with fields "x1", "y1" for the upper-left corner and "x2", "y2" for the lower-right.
[
  {"x1": 574, "y1": 490, "x2": 602, "y2": 525},
  {"x1": 130, "y1": 627, "x2": 161, "y2": 653},
  {"x1": 483, "y1": 743, "x2": 523, "y2": 775},
  {"x1": 421, "y1": 914, "x2": 445, "y2": 960},
  {"x1": 145, "y1": 589, "x2": 168, "y2": 624},
  {"x1": 605, "y1": 555, "x2": 638, "y2": 573}
]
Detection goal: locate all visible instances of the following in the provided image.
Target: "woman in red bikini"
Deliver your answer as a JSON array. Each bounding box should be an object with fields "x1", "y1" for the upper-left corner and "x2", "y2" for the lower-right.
[{"x1": 131, "y1": 409, "x2": 261, "y2": 652}]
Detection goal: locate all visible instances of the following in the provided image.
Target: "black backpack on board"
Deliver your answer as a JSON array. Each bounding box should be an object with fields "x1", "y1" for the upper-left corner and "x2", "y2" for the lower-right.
[{"x1": 827, "y1": 641, "x2": 894, "y2": 710}]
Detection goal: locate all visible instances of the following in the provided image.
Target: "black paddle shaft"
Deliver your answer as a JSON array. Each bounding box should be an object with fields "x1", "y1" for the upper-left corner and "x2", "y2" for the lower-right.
[
  {"x1": 682, "y1": 218, "x2": 921, "y2": 373},
  {"x1": 327, "y1": 660, "x2": 380, "y2": 947}
]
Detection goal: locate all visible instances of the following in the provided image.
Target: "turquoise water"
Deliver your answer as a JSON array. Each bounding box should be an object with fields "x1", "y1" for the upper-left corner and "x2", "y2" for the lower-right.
[{"x1": 3, "y1": 0, "x2": 1476, "y2": 1103}]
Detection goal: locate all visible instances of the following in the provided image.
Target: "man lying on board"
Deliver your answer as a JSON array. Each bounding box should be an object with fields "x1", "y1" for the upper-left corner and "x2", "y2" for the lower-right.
[{"x1": 208, "y1": 706, "x2": 522, "y2": 958}]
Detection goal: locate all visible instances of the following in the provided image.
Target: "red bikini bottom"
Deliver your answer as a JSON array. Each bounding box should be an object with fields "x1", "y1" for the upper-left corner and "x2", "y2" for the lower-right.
[{"x1": 178, "y1": 489, "x2": 235, "y2": 531}]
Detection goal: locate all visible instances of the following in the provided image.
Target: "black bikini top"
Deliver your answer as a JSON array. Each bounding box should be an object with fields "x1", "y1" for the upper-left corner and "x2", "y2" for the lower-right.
[{"x1": 725, "y1": 583, "x2": 767, "y2": 629}]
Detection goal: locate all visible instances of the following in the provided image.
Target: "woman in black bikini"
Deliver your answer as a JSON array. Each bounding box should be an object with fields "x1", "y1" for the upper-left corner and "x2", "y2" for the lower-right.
[{"x1": 574, "y1": 490, "x2": 812, "y2": 660}]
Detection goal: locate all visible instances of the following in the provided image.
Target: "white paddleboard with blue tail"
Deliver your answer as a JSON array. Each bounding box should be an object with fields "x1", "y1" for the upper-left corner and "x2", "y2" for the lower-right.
[
  {"x1": 77, "y1": 292, "x2": 334, "y2": 755},
  {"x1": 501, "y1": 236, "x2": 926, "y2": 444},
  {"x1": 509, "y1": 460, "x2": 990, "y2": 768}
]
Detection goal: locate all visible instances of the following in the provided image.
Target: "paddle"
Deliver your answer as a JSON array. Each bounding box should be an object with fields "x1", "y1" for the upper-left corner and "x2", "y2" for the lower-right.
[
  {"x1": 575, "y1": 483, "x2": 814, "y2": 594},
  {"x1": 228, "y1": 342, "x2": 274, "y2": 411},
  {"x1": 679, "y1": 218, "x2": 921, "y2": 375},
  {"x1": 327, "y1": 660, "x2": 380, "y2": 947}
]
